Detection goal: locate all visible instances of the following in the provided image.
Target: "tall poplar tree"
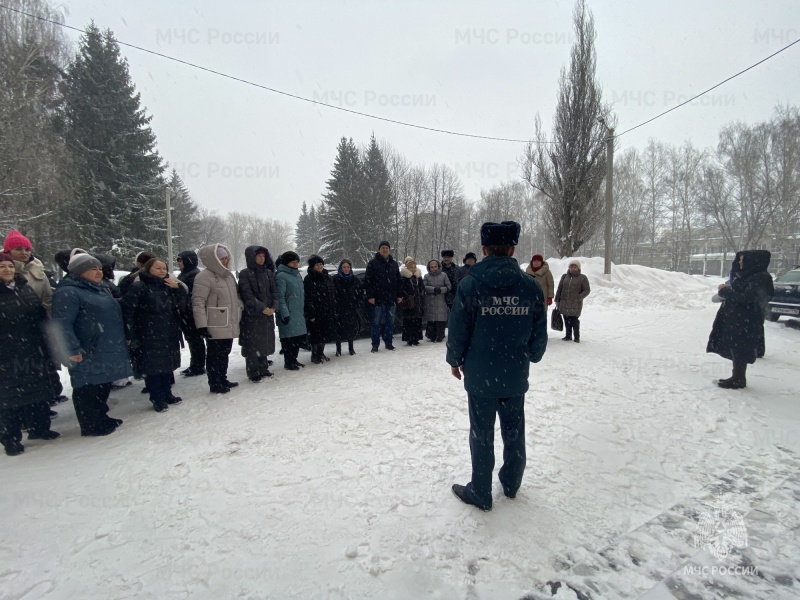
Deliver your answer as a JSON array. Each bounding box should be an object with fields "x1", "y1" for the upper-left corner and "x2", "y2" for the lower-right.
[{"x1": 522, "y1": 0, "x2": 611, "y2": 257}]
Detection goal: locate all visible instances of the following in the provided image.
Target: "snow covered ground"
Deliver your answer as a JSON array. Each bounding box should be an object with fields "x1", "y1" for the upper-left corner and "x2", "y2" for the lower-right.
[{"x1": 2, "y1": 258, "x2": 799, "y2": 600}]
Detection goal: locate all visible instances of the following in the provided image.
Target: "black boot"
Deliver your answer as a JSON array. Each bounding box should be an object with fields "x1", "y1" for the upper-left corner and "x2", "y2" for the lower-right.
[
  {"x1": 573, "y1": 319, "x2": 580, "y2": 343},
  {"x1": 319, "y1": 344, "x2": 330, "y2": 362},
  {"x1": 335, "y1": 342, "x2": 342, "y2": 357},
  {"x1": 348, "y1": 340, "x2": 355, "y2": 355},
  {"x1": 310, "y1": 344, "x2": 322, "y2": 364},
  {"x1": 719, "y1": 361, "x2": 747, "y2": 389}
]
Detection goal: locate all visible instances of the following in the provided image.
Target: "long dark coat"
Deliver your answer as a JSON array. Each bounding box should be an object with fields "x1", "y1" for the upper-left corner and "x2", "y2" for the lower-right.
[
  {"x1": 0, "y1": 275, "x2": 54, "y2": 409},
  {"x1": 177, "y1": 250, "x2": 201, "y2": 331},
  {"x1": 400, "y1": 265, "x2": 425, "y2": 318},
  {"x1": 707, "y1": 250, "x2": 774, "y2": 364},
  {"x1": 304, "y1": 268, "x2": 338, "y2": 344},
  {"x1": 331, "y1": 270, "x2": 362, "y2": 341},
  {"x1": 120, "y1": 271, "x2": 186, "y2": 376},
  {"x1": 238, "y1": 246, "x2": 278, "y2": 358}
]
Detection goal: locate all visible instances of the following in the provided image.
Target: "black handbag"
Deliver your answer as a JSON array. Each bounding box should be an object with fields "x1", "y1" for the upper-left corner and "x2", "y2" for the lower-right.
[{"x1": 551, "y1": 307, "x2": 564, "y2": 331}]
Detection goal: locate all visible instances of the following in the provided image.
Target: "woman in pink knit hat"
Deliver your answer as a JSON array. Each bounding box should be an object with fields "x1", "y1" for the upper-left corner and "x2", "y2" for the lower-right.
[{"x1": 3, "y1": 230, "x2": 67, "y2": 408}]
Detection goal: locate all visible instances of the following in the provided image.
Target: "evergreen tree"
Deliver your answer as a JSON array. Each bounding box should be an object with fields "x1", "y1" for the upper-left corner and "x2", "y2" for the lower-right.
[
  {"x1": 361, "y1": 133, "x2": 394, "y2": 261},
  {"x1": 295, "y1": 200, "x2": 312, "y2": 258},
  {"x1": 59, "y1": 22, "x2": 165, "y2": 263},
  {"x1": 167, "y1": 169, "x2": 200, "y2": 251},
  {"x1": 319, "y1": 137, "x2": 363, "y2": 263},
  {"x1": 308, "y1": 204, "x2": 320, "y2": 257}
]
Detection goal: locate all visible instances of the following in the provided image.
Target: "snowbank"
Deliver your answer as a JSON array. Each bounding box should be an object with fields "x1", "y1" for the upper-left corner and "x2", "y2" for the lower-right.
[{"x1": 543, "y1": 257, "x2": 722, "y2": 311}]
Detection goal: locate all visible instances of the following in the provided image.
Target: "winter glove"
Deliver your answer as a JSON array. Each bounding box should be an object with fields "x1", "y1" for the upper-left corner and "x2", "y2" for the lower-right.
[
  {"x1": 440, "y1": 287, "x2": 448, "y2": 294},
  {"x1": 281, "y1": 316, "x2": 290, "y2": 325},
  {"x1": 433, "y1": 287, "x2": 441, "y2": 295},
  {"x1": 547, "y1": 297, "x2": 553, "y2": 306},
  {"x1": 196, "y1": 327, "x2": 212, "y2": 339}
]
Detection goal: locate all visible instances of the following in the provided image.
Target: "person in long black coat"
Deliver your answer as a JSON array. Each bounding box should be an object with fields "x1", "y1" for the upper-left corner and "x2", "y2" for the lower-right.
[
  {"x1": 304, "y1": 255, "x2": 338, "y2": 363},
  {"x1": 0, "y1": 254, "x2": 60, "y2": 456},
  {"x1": 707, "y1": 249, "x2": 774, "y2": 389},
  {"x1": 400, "y1": 257, "x2": 425, "y2": 345},
  {"x1": 331, "y1": 258, "x2": 362, "y2": 356},
  {"x1": 238, "y1": 245, "x2": 278, "y2": 382},
  {"x1": 121, "y1": 258, "x2": 187, "y2": 412},
  {"x1": 177, "y1": 250, "x2": 206, "y2": 376}
]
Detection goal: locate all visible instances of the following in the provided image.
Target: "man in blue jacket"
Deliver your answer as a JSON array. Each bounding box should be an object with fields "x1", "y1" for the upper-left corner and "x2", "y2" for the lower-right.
[
  {"x1": 446, "y1": 221, "x2": 547, "y2": 511},
  {"x1": 364, "y1": 241, "x2": 402, "y2": 352}
]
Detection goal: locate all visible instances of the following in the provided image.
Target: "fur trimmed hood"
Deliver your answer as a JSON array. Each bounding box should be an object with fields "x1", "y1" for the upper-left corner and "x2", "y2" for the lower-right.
[{"x1": 400, "y1": 265, "x2": 421, "y2": 279}]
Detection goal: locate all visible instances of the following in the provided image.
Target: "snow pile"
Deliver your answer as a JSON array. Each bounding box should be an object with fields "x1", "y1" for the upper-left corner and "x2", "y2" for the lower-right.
[{"x1": 544, "y1": 257, "x2": 722, "y2": 311}]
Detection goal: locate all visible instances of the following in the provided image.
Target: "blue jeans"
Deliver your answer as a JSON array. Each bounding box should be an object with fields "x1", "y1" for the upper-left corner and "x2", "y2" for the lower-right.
[
  {"x1": 370, "y1": 304, "x2": 396, "y2": 348},
  {"x1": 466, "y1": 394, "x2": 526, "y2": 508}
]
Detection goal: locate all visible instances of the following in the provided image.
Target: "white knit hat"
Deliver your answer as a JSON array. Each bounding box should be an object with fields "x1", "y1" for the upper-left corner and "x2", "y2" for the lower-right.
[{"x1": 568, "y1": 259, "x2": 581, "y2": 269}]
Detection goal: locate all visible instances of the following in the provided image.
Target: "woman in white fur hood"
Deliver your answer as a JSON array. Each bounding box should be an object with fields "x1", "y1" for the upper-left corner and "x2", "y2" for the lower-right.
[{"x1": 399, "y1": 257, "x2": 424, "y2": 346}]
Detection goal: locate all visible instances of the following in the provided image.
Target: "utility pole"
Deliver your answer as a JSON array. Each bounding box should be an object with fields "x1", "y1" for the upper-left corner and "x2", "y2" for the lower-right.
[
  {"x1": 600, "y1": 121, "x2": 615, "y2": 275},
  {"x1": 165, "y1": 186, "x2": 173, "y2": 273}
]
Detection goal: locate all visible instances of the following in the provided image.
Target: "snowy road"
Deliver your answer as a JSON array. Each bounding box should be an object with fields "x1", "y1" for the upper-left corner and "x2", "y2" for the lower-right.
[{"x1": 2, "y1": 260, "x2": 798, "y2": 599}]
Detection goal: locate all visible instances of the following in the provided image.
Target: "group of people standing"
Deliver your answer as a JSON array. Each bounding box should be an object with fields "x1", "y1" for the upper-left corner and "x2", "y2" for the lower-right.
[{"x1": 1, "y1": 219, "x2": 583, "y2": 462}]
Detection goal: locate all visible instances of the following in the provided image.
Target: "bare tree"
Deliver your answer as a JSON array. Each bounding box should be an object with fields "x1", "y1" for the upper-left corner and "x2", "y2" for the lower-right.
[
  {"x1": 641, "y1": 139, "x2": 667, "y2": 267},
  {"x1": 224, "y1": 211, "x2": 249, "y2": 271},
  {"x1": 611, "y1": 148, "x2": 649, "y2": 263},
  {"x1": 702, "y1": 123, "x2": 774, "y2": 252},
  {"x1": 194, "y1": 207, "x2": 226, "y2": 248},
  {"x1": 768, "y1": 106, "x2": 800, "y2": 270},
  {"x1": 0, "y1": 0, "x2": 74, "y2": 266},
  {"x1": 522, "y1": 0, "x2": 610, "y2": 257}
]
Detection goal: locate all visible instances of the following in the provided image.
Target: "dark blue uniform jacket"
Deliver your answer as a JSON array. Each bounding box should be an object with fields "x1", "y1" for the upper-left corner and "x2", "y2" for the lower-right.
[{"x1": 446, "y1": 256, "x2": 547, "y2": 397}]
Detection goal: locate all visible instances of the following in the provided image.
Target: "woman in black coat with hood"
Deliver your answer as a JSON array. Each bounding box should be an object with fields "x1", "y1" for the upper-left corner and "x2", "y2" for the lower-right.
[
  {"x1": 177, "y1": 250, "x2": 206, "y2": 377},
  {"x1": 238, "y1": 246, "x2": 278, "y2": 381},
  {"x1": 121, "y1": 258, "x2": 187, "y2": 411},
  {"x1": 331, "y1": 258, "x2": 362, "y2": 356},
  {"x1": 304, "y1": 255, "x2": 338, "y2": 363},
  {"x1": 707, "y1": 249, "x2": 774, "y2": 389}
]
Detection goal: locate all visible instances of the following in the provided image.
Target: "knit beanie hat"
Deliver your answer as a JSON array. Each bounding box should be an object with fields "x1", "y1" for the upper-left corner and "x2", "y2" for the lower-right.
[
  {"x1": 403, "y1": 256, "x2": 415, "y2": 265},
  {"x1": 3, "y1": 230, "x2": 32, "y2": 252},
  {"x1": 463, "y1": 252, "x2": 477, "y2": 263},
  {"x1": 568, "y1": 259, "x2": 581, "y2": 269},
  {"x1": 378, "y1": 241, "x2": 391, "y2": 250},
  {"x1": 279, "y1": 251, "x2": 300, "y2": 265},
  {"x1": 531, "y1": 254, "x2": 544, "y2": 264},
  {"x1": 307, "y1": 255, "x2": 325, "y2": 268},
  {"x1": 68, "y1": 253, "x2": 103, "y2": 276},
  {"x1": 215, "y1": 246, "x2": 229, "y2": 259},
  {"x1": 0, "y1": 252, "x2": 14, "y2": 264}
]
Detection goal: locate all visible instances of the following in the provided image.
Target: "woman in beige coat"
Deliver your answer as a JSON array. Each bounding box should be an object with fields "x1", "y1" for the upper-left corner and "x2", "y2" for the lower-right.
[
  {"x1": 526, "y1": 254, "x2": 554, "y2": 309},
  {"x1": 192, "y1": 244, "x2": 242, "y2": 393}
]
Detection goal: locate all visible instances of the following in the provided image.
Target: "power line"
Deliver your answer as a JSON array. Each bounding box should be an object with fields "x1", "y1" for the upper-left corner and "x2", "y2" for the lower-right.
[
  {"x1": 615, "y1": 37, "x2": 800, "y2": 138},
  {"x1": 2, "y1": 3, "x2": 798, "y2": 143},
  {"x1": 0, "y1": 4, "x2": 534, "y2": 143}
]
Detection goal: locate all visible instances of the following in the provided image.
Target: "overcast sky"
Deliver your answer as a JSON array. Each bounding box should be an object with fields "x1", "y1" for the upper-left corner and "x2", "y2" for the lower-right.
[{"x1": 60, "y1": 0, "x2": 799, "y2": 226}]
